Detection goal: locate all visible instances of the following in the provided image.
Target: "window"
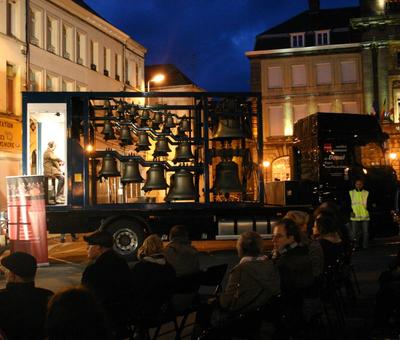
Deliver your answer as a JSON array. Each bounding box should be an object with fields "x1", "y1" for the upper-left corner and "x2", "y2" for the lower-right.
[
  {"x1": 46, "y1": 74, "x2": 59, "y2": 92},
  {"x1": 76, "y1": 32, "x2": 86, "y2": 65},
  {"x1": 29, "y1": 7, "x2": 42, "y2": 46},
  {"x1": 29, "y1": 68, "x2": 42, "y2": 91},
  {"x1": 267, "y1": 66, "x2": 283, "y2": 88},
  {"x1": 90, "y1": 41, "x2": 98, "y2": 71},
  {"x1": 341, "y1": 61, "x2": 358, "y2": 83},
  {"x1": 315, "y1": 30, "x2": 330, "y2": 46},
  {"x1": 6, "y1": 63, "x2": 16, "y2": 114},
  {"x1": 135, "y1": 63, "x2": 139, "y2": 87},
  {"x1": 290, "y1": 33, "x2": 305, "y2": 48},
  {"x1": 7, "y1": 0, "x2": 17, "y2": 38},
  {"x1": 76, "y1": 84, "x2": 87, "y2": 92},
  {"x1": 317, "y1": 103, "x2": 332, "y2": 112},
  {"x1": 342, "y1": 102, "x2": 359, "y2": 113},
  {"x1": 316, "y1": 63, "x2": 332, "y2": 85},
  {"x1": 46, "y1": 16, "x2": 58, "y2": 54},
  {"x1": 125, "y1": 58, "x2": 132, "y2": 85},
  {"x1": 291, "y1": 64, "x2": 307, "y2": 87},
  {"x1": 269, "y1": 106, "x2": 284, "y2": 136},
  {"x1": 103, "y1": 47, "x2": 111, "y2": 76},
  {"x1": 62, "y1": 24, "x2": 73, "y2": 60},
  {"x1": 62, "y1": 79, "x2": 74, "y2": 91},
  {"x1": 293, "y1": 104, "x2": 308, "y2": 122},
  {"x1": 115, "y1": 54, "x2": 122, "y2": 81}
]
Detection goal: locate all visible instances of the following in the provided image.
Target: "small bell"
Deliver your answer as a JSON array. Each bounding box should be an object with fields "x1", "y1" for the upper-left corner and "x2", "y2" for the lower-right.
[
  {"x1": 179, "y1": 115, "x2": 191, "y2": 132},
  {"x1": 99, "y1": 153, "x2": 120, "y2": 178},
  {"x1": 102, "y1": 120, "x2": 116, "y2": 140},
  {"x1": 120, "y1": 125, "x2": 133, "y2": 145},
  {"x1": 135, "y1": 131, "x2": 151, "y2": 151},
  {"x1": 164, "y1": 113, "x2": 175, "y2": 128},
  {"x1": 173, "y1": 142, "x2": 194, "y2": 163},
  {"x1": 153, "y1": 137, "x2": 171, "y2": 157}
]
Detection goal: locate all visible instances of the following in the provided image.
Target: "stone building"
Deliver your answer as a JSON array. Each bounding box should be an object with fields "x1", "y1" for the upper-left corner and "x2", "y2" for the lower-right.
[{"x1": 246, "y1": 0, "x2": 400, "y2": 181}]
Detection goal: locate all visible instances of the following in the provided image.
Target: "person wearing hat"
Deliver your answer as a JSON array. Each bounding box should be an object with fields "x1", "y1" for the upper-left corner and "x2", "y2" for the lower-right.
[
  {"x1": 81, "y1": 230, "x2": 131, "y2": 337},
  {"x1": 0, "y1": 252, "x2": 53, "y2": 340}
]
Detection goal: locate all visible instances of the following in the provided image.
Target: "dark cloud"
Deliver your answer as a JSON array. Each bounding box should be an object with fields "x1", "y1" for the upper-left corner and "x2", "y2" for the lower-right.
[{"x1": 85, "y1": 0, "x2": 360, "y2": 91}]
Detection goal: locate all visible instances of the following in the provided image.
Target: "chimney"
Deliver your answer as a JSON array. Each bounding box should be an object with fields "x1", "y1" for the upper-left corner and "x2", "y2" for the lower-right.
[{"x1": 308, "y1": 0, "x2": 320, "y2": 11}]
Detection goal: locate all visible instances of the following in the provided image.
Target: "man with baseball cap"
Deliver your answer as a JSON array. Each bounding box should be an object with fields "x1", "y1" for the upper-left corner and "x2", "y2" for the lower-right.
[
  {"x1": 0, "y1": 252, "x2": 53, "y2": 340},
  {"x1": 81, "y1": 230, "x2": 131, "y2": 337}
]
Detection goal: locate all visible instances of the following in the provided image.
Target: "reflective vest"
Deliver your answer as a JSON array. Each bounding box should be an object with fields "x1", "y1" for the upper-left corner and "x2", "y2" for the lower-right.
[{"x1": 349, "y1": 189, "x2": 369, "y2": 221}]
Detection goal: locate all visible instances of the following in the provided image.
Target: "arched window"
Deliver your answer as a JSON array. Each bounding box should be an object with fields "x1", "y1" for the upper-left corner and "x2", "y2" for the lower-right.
[{"x1": 272, "y1": 156, "x2": 291, "y2": 181}]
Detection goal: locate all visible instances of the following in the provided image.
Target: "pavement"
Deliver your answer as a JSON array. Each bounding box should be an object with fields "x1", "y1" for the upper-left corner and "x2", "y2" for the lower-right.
[{"x1": 0, "y1": 234, "x2": 398, "y2": 339}]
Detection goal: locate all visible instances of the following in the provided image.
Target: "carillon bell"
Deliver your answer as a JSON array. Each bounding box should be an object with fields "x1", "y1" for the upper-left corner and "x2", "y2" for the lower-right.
[
  {"x1": 173, "y1": 141, "x2": 194, "y2": 163},
  {"x1": 164, "y1": 113, "x2": 175, "y2": 128},
  {"x1": 212, "y1": 116, "x2": 244, "y2": 140},
  {"x1": 103, "y1": 100, "x2": 112, "y2": 116},
  {"x1": 99, "y1": 153, "x2": 120, "y2": 178},
  {"x1": 102, "y1": 120, "x2": 116, "y2": 140},
  {"x1": 116, "y1": 100, "x2": 126, "y2": 115},
  {"x1": 142, "y1": 164, "x2": 168, "y2": 192},
  {"x1": 121, "y1": 159, "x2": 144, "y2": 183},
  {"x1": 153, "y1": 137, "x2": 171, "y2": 157},
  {"x1": 165, "y1": 169, "x2": 197, "y2": 201},
  {"x1": 152, "y1": 111, "x2": 163, "y2": 130},
  {"x1": 135, "y1": 131, "x2": 151, "y2": 151},
  {"x1": 120, "y1": 125, "x2": 133, "y2": 145},
  {"x1": 212, "y1": 160, "x2": 242, "y2": 194},
  {"x1": 140, "y1": 110, "x2": 150, "y2": 127},
  {"x1": 179, "y1": 115, "x2": 191, "y2": 132}
]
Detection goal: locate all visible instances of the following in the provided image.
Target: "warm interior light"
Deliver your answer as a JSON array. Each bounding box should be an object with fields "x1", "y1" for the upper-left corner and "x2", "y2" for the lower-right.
[
  {"x1": 263, "y1": 161, "x2": 271, "y2": 168},
  {"x1": 389, "y1": 152, "x2": 397, "y2": 160},
  {"x1": 86, "y1": 144, "x2": 94, "y2": 153}
]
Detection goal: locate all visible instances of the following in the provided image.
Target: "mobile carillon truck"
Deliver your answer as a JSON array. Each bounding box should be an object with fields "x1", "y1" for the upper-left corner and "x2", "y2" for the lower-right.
[
  {"x1": 23, "y1": 91, "x2": 302, "y2": 259},
  {"x1": 21, "y1": 92, "x2": 398, "y2": 259}
]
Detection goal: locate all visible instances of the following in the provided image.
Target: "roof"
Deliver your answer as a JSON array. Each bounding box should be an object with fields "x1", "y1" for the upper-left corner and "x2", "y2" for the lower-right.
[
  {"x1": 255, "y1": 6, "x2": 362, "y2": 51},
  {"x1": 72, "y1": 0, "x2": 106, "y2": 21},
  {"x1": 145, "y1": 64, "x2": 196, "y2": 87}
]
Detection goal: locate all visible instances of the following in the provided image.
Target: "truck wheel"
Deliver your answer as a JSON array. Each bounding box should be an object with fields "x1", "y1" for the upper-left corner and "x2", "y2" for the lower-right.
[{"x1": 105, "y1": 219, "x2": 145, "y2": 260}]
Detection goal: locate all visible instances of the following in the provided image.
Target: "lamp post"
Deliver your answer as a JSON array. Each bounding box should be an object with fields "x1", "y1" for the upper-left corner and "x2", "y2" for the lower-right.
[{"x1": 147, "y1": 74, "x2": 165, "y2": 92}]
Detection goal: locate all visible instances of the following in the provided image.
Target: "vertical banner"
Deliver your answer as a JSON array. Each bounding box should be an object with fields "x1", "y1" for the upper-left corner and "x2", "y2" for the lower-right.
[{"x1": 6, "y1": 175, "x2": 49, "y2": 265}]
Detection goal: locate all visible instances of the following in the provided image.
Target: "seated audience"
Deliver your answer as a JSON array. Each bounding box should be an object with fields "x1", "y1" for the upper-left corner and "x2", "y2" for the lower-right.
[
  {"x1": 46, "y1": 286, "x2": 112, "y2": 340},
  {"x1": 0, "y1": 252, "x2": 53, "y2": 340},
  {"x1": 130, "y1": 234, "x2": 176, "y2": 320},
  {"x1": 285, "y1": 210, "x2": 324, "y2": 278},
  {"x1": 81, "y1": 230, "x2": 131, "y2": 337},
  {"x1": 164, "y1": 224, "x2": 200, "y2": 277}
]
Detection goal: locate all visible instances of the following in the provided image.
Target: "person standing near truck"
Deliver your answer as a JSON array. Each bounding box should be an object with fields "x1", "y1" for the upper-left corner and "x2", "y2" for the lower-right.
[{"x1": 349, "y1": 179, "x2": 370, "y2": 249}]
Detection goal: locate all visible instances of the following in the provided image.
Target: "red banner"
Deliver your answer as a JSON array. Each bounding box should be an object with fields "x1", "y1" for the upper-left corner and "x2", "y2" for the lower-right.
[{"x1": 6, "y1": 176, "x2": 49, "y2": 265}]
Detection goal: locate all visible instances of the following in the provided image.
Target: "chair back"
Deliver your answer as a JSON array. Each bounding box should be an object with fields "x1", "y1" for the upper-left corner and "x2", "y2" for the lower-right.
[{"x1": 199, "y1": 263, "x2": 228, "y2": 295}]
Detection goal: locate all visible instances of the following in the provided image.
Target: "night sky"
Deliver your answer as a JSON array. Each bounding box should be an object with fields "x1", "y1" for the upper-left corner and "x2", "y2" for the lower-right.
[{"x1": 85, "y1": 0, "x2": 359, "y2": 91}]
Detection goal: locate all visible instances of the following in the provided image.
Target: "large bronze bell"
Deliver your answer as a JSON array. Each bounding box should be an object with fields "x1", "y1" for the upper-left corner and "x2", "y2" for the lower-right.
[
  {"x1": 99, "y1": 153, "x2": 120, "y2": 178},
  {"x1": 173, "y1": 141, "x2": 194, "y2": 163},
  {"x1": 142, "y1": 164, "x2": 168, "y2": 192},
  {"x1": 165, "y1": 169, "x2": 197, "y2": 201},
  {"x1": 121, "y1": 159, "x2": 143, "y2": 183},
  {"x1": 212, "y1": 160, "x2": 242, "y2": 194},
  {"x1": 120, "y1": 125, "x2": 133, "y2": 145},
  {"x1": 153, "y1": 137, "x2": 171, "y2": 157},
  {"x1": 164, "y1": 113, "x2": 175, "y2": 128},
  {"x1": 135, "y1": 131, "x2": 151, "y2": 151},
  {"x1": 152, "y1": 111, "x2": 163, "y2": 130},
  {"x1": 212, "y1": 116, "x2": 244, "y2": 140},
  {"x1": 102, "y1": 120, "x2": 116, "y2": 140},
  {"x1": 179, "y1": 115, "x2": 191, "y2": 132}
]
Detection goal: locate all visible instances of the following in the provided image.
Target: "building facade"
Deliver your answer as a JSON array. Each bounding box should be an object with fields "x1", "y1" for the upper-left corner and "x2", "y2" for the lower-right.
[
  {"x1": 0, "y1": 0, "x2": 146, "y2": 209},
  {"x1": 246, "y1": 0, "x2": 400, "y2": 182}
]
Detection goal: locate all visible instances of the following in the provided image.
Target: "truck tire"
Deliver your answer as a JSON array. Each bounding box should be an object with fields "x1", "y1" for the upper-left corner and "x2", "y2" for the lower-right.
[{"x1": 104, "y1": 219, "x2": 146, "y2": 260}]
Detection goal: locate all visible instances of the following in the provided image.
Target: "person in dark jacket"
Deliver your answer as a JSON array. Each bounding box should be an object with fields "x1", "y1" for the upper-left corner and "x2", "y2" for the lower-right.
[
  {"x1": 81, "y1": 230, "x2": 131, "y2": 337},
  {"x1": 0, "y1": 251, "x2": 53, "y2": 340},
  {"x1": 131, "y1": 234, "x2": 176, "y2": 320}
]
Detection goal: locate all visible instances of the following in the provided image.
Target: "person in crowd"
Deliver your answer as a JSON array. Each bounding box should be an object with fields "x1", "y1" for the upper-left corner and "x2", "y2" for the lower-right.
[
  {"x1": 43, "y1": 141, "x2": 65, "y2": 204},
  {"x1": 46, "y1": 286, "x2": 112, "y2": 340},
  {"x1": 81, "y1": 230, "x2": 131, "y2": 337},
  {"x1": 164, "y1": 224, "x2": 200, "y2": 277},
  {"x1": 130, "y1": 234, "x2": 176, "y2": 321},
  {"x1": 349, "y1": 179, "x2": 371, "y2": 249},
  {"x1": 313, "y1": 212, "x2": 345, "y2": 270},
  {"x1": 0, "y1": 252, "x2": 53, "y2": 340},
  {"x1": 284, "y1": 210, "x2": 324, "y2": 278}
]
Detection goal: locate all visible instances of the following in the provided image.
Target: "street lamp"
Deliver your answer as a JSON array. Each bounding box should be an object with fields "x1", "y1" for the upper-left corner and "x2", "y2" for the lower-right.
[{"x1": 147, "y1": 74, "x2": 165, "y2": 92}]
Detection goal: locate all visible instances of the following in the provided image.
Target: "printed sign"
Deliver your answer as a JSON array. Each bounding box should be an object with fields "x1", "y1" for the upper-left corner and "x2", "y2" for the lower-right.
[
  {"x1": 6, "y1": 175, "x2": 49, "y2": 265},
  {"x1": 0, "y1": 117, "x2": 22, "y2": 153}
]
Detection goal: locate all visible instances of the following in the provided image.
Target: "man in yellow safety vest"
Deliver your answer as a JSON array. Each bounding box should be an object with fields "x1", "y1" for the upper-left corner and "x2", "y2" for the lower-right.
[{"x1": 349, "y1": 179, "x2": 370, "y2": 249}]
